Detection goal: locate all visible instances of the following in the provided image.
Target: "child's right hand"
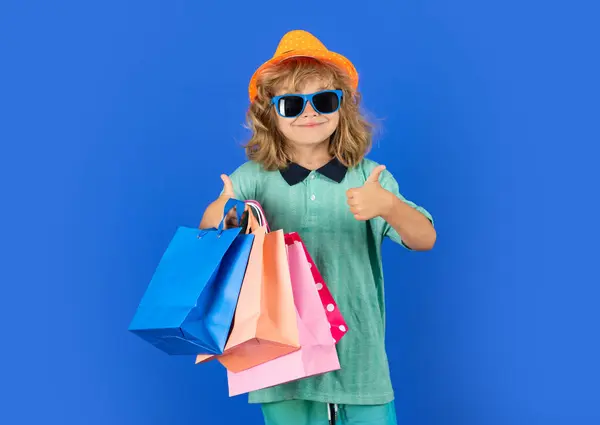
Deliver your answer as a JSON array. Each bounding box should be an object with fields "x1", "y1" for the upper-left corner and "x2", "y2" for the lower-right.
[
  {"x1": 220, "y1": 174, "x2": 240, "y2": 229},
  {"x1": 221, "y1": 174, "x2": 235, "y2": 198},
  {"x1": 198, "y1": 173, "x2": 250, "y2": 230}
]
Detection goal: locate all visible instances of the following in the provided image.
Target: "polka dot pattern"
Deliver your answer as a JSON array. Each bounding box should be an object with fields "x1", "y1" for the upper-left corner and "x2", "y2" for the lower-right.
[
  {"x1": 284, "y1": 231, "x2": 349, "y2": 344},
  {"x1": 248, "y1": 30, "x2": 359, "y2": 101}
]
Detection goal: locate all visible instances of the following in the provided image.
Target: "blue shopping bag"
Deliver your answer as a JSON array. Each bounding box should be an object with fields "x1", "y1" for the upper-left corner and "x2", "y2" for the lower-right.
[{"x1": 129, "y1": 199, "x2": 254, "y2": 356}]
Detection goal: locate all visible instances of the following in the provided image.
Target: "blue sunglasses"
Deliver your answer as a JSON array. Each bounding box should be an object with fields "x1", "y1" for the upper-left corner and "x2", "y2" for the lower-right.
[{"x1": 271, "y1": 89, "x2": 343, "y2": 118}]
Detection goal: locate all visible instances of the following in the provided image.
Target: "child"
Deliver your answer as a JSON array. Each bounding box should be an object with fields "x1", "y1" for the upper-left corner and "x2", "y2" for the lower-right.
[{"x1": 200, "y1": 30, "x2": 436, "y2": 425}]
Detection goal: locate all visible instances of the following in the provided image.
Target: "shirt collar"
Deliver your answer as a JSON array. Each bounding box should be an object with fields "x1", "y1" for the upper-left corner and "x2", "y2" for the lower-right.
[{"x1": 280, "y1": 157, "x2": 348, "y2": 186}]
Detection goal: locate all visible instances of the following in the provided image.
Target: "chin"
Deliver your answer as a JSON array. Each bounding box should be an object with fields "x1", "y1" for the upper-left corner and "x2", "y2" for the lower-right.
[
  {"x1": 292, "y1": 137, "x2": 330, "y2": 146},
  {"x1": 290, "y1": 130, "x2": 336, "y2": 146}
]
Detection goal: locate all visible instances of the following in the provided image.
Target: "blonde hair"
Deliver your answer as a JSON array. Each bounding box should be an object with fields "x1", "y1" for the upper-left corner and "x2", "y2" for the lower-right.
[{"x1": 244, "y1": 58, "x2": 373, "y2": 170}]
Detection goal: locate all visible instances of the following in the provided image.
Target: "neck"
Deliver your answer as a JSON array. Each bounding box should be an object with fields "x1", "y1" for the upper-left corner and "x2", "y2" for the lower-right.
[{"x1": 290, "y1": 140, "x2": 332, "y2": 170}]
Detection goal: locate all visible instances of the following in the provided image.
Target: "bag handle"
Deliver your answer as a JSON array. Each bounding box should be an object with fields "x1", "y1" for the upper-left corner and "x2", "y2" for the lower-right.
[
  {"x1": 244, "y1": 204, "x2": 262, "y2": 234},
  {"x1": 245, "y1": 200, "x2": 270, "y2": 232},
  {"x1": 246, "y1": 203, "x2": 263, "y2": 227},
  {"x1": 218, "y1": 198, "x2": 246, "y2": 233}
]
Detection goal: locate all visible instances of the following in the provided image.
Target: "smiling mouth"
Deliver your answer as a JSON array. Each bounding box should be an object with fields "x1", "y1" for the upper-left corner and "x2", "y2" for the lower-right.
[{"x1": 297, "y1": 122, "x2": 325, "y2": 128}]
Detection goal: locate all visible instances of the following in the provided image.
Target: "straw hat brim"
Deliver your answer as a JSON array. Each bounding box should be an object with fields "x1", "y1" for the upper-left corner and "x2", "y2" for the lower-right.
[{"x1": 248, "y1": 49, "x2": 359, "y2": 101}]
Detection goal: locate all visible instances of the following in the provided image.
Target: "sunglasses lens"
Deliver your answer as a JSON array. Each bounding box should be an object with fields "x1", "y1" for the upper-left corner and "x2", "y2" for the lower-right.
[
  {"x1": 312, "y1": 91, "x2": 340, "y2": 114},
  {"x1": 277, "y1": 96, "x2": 304, "y2": 117}
]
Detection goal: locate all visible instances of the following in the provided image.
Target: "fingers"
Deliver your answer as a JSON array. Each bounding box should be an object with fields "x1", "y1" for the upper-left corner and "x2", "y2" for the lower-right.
[
  {"x1": 346, "y1": 188, "x2": 361, "y2": 210},
  {"x1": 221, "y1": 174, "x2": 235, "y2": 197},
  {"x1": 349, "y1": 204, "x2": 367, "y2": 221},
  {"x1": 346, "y1": 188, "x2": 359, "y2": 199},
  {"x1": 366, "y1": 165, "x2": 386, "y2": 184},
  {"x1": 223, "y1": 208, "x2": 238, "y2": 229},
  {"x1": 348, "y1": 203, "x2": 364, "y2": 216}
]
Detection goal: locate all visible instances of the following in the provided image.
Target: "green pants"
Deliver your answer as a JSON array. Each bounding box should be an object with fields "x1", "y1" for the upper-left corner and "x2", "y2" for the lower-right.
[{"x1": 261, "y1": 400, "x2": 397, "y2": 425}]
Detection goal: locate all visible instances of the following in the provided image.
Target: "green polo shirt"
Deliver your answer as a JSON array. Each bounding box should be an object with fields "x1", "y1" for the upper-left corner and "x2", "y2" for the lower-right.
[{"x1": 227, "y1": 157, "x2": 433, "y2": 406}]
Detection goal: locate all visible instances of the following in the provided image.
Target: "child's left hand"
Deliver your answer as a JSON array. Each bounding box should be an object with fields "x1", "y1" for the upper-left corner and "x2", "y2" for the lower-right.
[{"x1": 346, "y1": 165, "x2": 394, "y2": 221}]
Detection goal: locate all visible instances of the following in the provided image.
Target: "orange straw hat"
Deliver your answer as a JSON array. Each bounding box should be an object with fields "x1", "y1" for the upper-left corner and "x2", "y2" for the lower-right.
[{"x1": 248, "y1": 30, "x2": 359, "y2": 102}]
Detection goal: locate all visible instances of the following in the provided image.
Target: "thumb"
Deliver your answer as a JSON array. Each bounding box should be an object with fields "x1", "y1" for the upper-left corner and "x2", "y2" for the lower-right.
[
  {"x1": 366, "y1": 165, "x2": 386, "y2": 184},
  {"x1": 221, "y1": 174, "x2": 235, "y2": 197}
]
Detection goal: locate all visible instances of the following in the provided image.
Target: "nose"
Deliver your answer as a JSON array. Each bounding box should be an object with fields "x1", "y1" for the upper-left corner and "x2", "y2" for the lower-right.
[{"x1": 302, "y1": 100, "x2": 318, "y2": 117}]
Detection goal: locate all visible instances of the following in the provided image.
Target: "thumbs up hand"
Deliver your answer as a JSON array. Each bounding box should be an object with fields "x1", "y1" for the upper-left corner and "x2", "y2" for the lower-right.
[
  {"x1": 346, "y1": 165, "x2": 394, "y2": 221},
  {"x1": 220, "y1": 174, "x2": 242, "y2": 229},
  {"x1": 199, "y1": 174, "x2": 247, "y2": 230},
  {"x1": 220, "y1": 174, "x2": 235, "y2": 198}
]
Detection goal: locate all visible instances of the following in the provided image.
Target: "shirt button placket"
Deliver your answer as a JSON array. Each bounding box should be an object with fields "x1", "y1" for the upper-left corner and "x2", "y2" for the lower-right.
[
  {"x1": 309, "y1": 172, "x2": 316, "y2": 201},
  {"x1": 307, "y1": 172, "x2": 317, "y2": 226}
]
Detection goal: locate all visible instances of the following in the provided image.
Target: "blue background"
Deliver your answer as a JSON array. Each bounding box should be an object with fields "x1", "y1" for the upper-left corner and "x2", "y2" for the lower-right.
[{"x1": 1, "y1": 1, "x2": 598, "y2": 424}]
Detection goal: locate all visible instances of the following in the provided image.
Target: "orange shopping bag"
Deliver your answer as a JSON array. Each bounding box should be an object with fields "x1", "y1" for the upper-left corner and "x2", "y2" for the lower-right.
[{"x1": 195, "y1": 203, "x2": 300, "y2": 372}]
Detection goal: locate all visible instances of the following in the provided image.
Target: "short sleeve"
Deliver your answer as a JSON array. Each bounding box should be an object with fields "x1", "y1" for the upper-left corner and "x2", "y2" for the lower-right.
[
  {"x1": 221, "y1": 160, "x2": 261, "y2": 201},
  {"x1": 379, "y1": 169, "x2": 434, "y2": 249}
]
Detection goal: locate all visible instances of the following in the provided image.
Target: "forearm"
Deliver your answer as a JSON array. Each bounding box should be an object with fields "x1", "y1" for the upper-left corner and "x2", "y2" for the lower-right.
[{"x1": 380, "y1": 192, "x2": 436, "y2": 251}]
